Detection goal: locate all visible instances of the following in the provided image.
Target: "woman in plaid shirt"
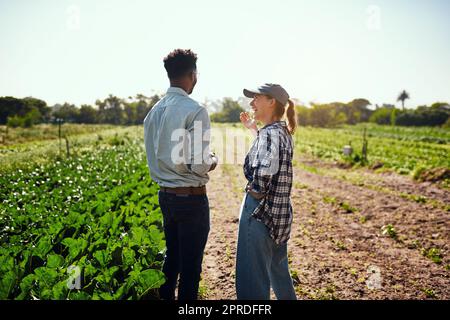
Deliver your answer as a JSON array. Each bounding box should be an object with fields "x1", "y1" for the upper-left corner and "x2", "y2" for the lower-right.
[{"x1": 236, "y1": 83, "x2": 297, "y2": 300}]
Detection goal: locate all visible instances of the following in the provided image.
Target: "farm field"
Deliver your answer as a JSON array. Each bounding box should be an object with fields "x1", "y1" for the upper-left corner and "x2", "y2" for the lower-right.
[
  {"x1": 0, "y1": 124, "x2": 120, "y2": 146},
  {"x1": 202, "y1": 124, "x2": 449, "y2": 299},
  {"x1": 0, "y1": 123, "x2": 449, "y2": 299},
  {"x1": 0, "y1": 126, "x2": 165, "y2": 299},
  {"x1": 295, "y1": 124, "x2": 450, "y2": 183}
]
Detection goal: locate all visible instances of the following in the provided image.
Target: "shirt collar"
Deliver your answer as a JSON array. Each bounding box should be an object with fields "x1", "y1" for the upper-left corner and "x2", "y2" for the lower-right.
[
  {"x1": 260, "y1": 120, "x2": 287, "y2": 131},
  {"x1": 166, "y1": 87, "x2": 189, "y2": 97}
]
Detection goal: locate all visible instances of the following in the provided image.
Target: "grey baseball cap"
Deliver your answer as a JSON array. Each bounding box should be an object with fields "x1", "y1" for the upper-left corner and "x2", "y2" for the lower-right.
[{"x1": 243, "y1": 83, "x2": 290, "y2": 106}]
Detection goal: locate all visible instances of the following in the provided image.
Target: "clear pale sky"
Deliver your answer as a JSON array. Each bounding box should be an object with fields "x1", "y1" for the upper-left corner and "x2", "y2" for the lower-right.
[{"x1": 1, "y1": 0, "x2": 449, "y2": 109}]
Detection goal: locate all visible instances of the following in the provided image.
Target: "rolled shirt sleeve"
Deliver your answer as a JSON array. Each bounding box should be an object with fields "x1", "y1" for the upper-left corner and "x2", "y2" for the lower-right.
[
  {"x1": 248, "y1": 129, "x2": 279, "y2": 194},
  {"x1": 187, "y1": 107, "x2": 216, "y2": 176}
]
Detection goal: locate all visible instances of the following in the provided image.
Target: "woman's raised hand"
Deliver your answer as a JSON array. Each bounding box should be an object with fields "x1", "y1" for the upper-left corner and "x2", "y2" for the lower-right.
[{"x1": 240, "y1": 112, "x2": 257, "y2": 131}]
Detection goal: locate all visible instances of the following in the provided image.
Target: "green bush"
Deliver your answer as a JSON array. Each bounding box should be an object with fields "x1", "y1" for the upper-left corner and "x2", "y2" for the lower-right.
[
  {"x1": 6, "y1": 115, "x2": 25, "y2": 128},
  {"x1": 443, "y1": 117, "x2": 450, "y2": 128},
  {"x1": 6, "y1": 108, "x2": 41, "y2": 128},
  {"x1": 369, "y1": 107, "x2": 394, "y2": 125},
  {"x1": 396, "y1": 109, "x2": 449, "y2": 127}
]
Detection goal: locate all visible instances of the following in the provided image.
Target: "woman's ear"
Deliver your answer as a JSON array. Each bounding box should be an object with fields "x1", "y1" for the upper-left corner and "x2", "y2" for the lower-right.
[{"x1": 269, "y1": 97, "x2": 276, "y2": 108}]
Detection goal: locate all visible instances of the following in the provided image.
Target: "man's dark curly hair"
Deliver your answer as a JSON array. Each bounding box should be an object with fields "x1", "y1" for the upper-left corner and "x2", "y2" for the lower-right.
[{"x1": 163, "y1": 49, "x2": 197, "y2": 80}]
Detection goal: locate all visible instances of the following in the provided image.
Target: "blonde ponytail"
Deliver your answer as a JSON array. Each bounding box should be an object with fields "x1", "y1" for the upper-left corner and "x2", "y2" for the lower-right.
[
  {"x1": 273, "y1": 98, "x2": 297, "y2": 135},
  {"x1": 286, "y1": 99, "x2": 297, "y2": 135}
]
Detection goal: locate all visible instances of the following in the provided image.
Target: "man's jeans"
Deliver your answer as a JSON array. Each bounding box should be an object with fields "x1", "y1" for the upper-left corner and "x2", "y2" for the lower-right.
[
  {"x1": 236, "y1": 193, "x2": 297, "y2": 300},
  {"x1": 158, "y1": 191, "x2": 210, "y2": 300}
]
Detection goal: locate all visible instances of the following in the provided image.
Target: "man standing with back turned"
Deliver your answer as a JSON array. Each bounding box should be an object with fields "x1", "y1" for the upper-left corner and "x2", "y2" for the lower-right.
[{"x1": 143, "y1": 49, "x2": 218, "y2": 300}]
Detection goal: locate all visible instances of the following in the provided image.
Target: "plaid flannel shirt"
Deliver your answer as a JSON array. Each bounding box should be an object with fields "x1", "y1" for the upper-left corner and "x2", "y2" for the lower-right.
[{"x1": 243, "y1": 121, "x2": 294, "y2": 244}]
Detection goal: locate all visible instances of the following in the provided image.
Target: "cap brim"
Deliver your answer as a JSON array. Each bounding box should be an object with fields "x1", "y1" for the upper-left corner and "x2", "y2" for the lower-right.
[{"x1": 243, "y1": 88, "x2": 262, "y2": 98}]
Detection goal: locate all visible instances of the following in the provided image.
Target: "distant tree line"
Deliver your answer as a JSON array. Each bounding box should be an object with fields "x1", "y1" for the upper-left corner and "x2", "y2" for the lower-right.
[
  {"x1": 0, "y1": 97, "x2": 51, "y2": 127},
  {"x1": 0, "y1": 94, "x2": 161, "y2": 127},
  {"x1": 296, "y1": 99, "x2": 374, "y2": 127},
  {"x1": 295, "y1": 100, "x2": 450, "y2": 128},
  {"x1": 210, "y1": 98, "x2": 245, "y2": 123},
  {"x1": 369, "y1": 103, "x2": 450, "y2": 127},
  {"x1": 2, "y1": 92, "x2": 449, "y2": 128},
  {"x1": 209, "y1": 90, "x2": 449, "y2": 128},
  {"x1": 209, "y1": 96, "x2": 450, "y2": 128}
]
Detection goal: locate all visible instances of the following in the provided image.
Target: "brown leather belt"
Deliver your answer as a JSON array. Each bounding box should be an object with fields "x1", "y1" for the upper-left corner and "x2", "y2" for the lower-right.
[{"x1": 160, "y1": 185, "x2": 207, "y2": 195}]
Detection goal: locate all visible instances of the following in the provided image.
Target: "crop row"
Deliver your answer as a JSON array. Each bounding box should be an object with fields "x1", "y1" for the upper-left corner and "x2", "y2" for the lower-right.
[{"x1": 0, "y1": 135, "x2": 165, "y2": 300}]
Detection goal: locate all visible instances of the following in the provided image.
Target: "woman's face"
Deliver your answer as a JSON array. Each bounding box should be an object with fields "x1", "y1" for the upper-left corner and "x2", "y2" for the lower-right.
[{"x1": 250, "y1": 94, "x2": 275, "y2": 121}]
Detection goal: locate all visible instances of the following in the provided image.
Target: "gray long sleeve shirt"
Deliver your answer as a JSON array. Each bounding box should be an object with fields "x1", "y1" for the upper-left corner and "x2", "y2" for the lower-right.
[{"x1": 143, "y1": 87, "x2": 215, "y2": 187}]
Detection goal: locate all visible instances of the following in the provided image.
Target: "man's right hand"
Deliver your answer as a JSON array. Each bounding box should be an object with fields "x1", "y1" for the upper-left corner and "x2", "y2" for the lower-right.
[{"x1": 208, "y1": 154, "x2": 218, "y2": 172}]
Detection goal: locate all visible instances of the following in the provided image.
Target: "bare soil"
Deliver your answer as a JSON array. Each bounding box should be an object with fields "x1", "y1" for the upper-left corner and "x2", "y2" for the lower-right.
[{"x1": 201, "y1": 155, "x2": 449, "y2": 300}]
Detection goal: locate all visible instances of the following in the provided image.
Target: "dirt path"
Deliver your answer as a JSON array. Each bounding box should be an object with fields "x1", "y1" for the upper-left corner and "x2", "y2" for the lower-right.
[
  {"x1": 201, "y1": 156, "x2": 449, "y2": 300},
  {"x1": 202, "y1": 164, "x2": 245, "y2": 299}
]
